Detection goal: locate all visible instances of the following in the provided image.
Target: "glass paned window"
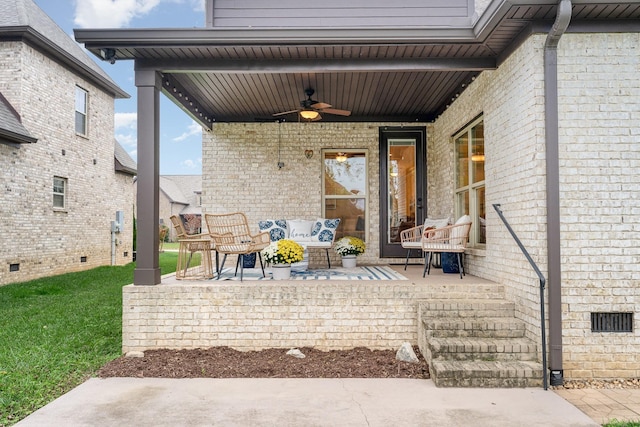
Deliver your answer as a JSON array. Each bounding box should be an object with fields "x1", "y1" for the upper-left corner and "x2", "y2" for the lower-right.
[
  {"x1": 53, "y1": 177, "x2": 66, "y2": 209},
  {"x1": 75, "y1": 86, "x2": 88, "y2": 136},
  {"x1": 323, "y1": 150, "x2": 367, "y2": 241},
  {"x1": 454, "y1": 117, "x2": 485, "y2": 246}
]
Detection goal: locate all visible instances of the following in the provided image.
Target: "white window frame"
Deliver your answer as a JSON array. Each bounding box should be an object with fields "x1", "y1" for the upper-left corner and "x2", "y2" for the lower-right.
[
  {"x1": 75, "y1": 86, "x2": 88, "y2": 136},
  {"x1": 453, "y1": 116, "x2": 485, "y2": 247},
  {"x1": 322, "y1": 149, "x2": 369, "y2": 241},
  {"x1": 53, "y1": 176, "x2": 67, "y2": 210}
]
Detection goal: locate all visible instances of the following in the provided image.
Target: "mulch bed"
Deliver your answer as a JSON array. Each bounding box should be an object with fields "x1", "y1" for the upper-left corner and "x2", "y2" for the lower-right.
[{"x1": 98, "y1": 346, "x2": 430, "y2": 379}]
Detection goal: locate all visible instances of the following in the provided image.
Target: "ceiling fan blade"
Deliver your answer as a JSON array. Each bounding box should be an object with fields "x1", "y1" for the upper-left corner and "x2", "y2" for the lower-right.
[
  {"x1": 311, "y1": 102, "x2": 331, "y2": 110},
  {"x1": 272, "y1": 109, "x2": 299, "y2": 117},
  {"x1": 321, "y1": 108, "x2": 351, "y2": 116}
]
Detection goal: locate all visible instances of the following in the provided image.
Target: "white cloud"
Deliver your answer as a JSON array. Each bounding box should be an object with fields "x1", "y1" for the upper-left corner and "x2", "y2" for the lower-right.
[
  {"x1": 115, "y1": 112, "x2": 137, "y2": 131},
  {"x1": 173, "y1": 121, "x2": 203, "y2": 142},
  {"x1": 181, "y1": 158, "x2": 202, "y2": 170},
  {"x1": 116, "y1": 132, "x2": 136, "y2": 148},
  {"x1": 74, "y1": 0, "x2": 162, "y2": 28}
]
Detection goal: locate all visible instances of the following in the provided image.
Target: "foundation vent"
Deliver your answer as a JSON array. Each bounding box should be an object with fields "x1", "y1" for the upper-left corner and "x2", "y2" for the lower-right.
[
  {"x1": 80, "y1": 256, "x2": 87, "y2": 263},
  {"x1": 9, "y1": 263, "x2": 19, "y2": 272},
  {"x1": 591, "y1": 312, "x2": 633, "y2": 333}
]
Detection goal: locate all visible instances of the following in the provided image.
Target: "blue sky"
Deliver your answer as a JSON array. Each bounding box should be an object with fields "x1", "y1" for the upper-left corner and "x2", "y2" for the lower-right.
[{"x1": 34, "y1": 0, "x2": 206, "y2": 175}]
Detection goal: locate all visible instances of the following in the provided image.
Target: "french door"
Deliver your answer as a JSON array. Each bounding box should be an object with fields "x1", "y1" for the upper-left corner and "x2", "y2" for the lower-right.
[{"x1": 379, "y1": 127, "x2": 426, "y2": 258}]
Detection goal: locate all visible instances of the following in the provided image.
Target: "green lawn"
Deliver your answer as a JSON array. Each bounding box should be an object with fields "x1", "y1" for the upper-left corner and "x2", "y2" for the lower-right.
[
  {"x1": 0, "y1": 253, "x2": 178, "y2": 426},
  {"x1": 604, "y1": 421, "x2": 640, "y2": 427}
]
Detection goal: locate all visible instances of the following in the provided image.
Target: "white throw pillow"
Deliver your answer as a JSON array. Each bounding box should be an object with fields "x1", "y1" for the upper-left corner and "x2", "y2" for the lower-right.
[
  {"x1": 423, "y1": 217, "x2": 449, "y2": 239},
  {"x1": 454, "y1": 215, "x2": 472, "y2": 225},
  {"x1": 288, "y1": 219, "x2": 315, "y2": 242},
  {"x1": 451, "y1": 215, "x2": 472, "y2": 244}
]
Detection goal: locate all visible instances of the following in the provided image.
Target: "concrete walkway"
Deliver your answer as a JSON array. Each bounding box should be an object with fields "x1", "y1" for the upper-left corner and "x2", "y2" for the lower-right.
[{"x1": 17, "y1": 378, "x2": 600, "y2": 427}]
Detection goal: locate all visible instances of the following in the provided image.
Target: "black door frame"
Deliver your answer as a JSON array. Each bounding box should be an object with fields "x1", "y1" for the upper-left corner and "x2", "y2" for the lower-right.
[{"x1": 379, "y1": 126, "x2": 427, "y2": 259}]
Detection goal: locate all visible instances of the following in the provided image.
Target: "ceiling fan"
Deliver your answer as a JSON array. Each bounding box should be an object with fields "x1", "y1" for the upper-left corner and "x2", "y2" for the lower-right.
[{"x1": 273, "y1": 88, "x2": 351, "y2": 121}]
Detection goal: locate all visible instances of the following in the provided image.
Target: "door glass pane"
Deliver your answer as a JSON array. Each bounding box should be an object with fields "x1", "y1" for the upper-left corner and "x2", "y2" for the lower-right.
[
  {"x1": 455, "y1": 134, "x2": 469, "y2": 187},
  {"x1": 388, "y1": 139, "x2": 416, "y2": 243}
]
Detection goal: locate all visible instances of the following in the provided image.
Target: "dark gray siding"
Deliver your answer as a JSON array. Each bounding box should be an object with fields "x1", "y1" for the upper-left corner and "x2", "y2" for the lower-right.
[{"x1": 206, "y1": 0, "x2": 474, "y2": 28}]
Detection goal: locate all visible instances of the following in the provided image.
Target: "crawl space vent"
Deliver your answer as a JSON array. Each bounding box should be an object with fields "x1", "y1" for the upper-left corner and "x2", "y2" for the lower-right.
[{"x1": 591, "y1": 312, "x2": 633, "y2": 333}]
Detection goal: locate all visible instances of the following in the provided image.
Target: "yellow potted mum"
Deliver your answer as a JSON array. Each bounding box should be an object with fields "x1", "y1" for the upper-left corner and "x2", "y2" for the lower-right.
[{"x1": 261, "y1": 239, "x2": 304, "y2": 279}]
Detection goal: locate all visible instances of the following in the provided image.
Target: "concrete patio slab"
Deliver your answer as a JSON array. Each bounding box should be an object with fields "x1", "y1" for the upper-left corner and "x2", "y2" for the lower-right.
[{"x1": 17, "y1": 378, "x2": 598, "y2": 427}]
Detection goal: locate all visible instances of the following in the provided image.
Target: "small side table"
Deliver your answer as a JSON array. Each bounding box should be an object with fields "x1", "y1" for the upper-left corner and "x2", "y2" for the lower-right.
[{"x1": 176, "y1": 238, "x2": 214, "y2": 280}]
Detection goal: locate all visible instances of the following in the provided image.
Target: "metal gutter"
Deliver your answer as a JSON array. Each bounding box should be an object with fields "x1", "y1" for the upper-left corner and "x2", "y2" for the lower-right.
[{"x1": 544, "y1": 0, "x2": 572, "y2": 387}]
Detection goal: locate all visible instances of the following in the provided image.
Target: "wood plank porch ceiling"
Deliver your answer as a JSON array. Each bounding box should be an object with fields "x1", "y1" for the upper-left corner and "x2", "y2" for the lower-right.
[{"x1": 75, "y1": 2, "x2": 640, "y2": 125}]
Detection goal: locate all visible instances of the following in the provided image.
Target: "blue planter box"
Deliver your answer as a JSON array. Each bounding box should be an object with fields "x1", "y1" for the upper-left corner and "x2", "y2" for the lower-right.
[{"x1": 441, "y1": 252, "x2": 459, "y2": 274}]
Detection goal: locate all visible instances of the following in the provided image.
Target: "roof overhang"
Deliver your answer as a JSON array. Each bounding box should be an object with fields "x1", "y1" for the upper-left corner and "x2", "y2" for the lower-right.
[{"x1": 74, "y1": 0, "x2": 640, "y2": 126}]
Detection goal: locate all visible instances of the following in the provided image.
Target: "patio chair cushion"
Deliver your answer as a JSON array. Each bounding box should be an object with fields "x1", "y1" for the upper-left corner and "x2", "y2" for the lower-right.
[
  {"x1": 423, "y1": 217, "x2": 449, "y2": 239},
  {"x1": 451, "y1": 215, "x2": 472, "y2": 244},
  {"x1": 288, "y1": 219, "x2": 315, "y2": 242},
  {"x1": 310, "y1": 218, "x2": 340, "y2": 243},
  {"x1": 258, "y1": 219, "x2": 289, "y2": 242}
]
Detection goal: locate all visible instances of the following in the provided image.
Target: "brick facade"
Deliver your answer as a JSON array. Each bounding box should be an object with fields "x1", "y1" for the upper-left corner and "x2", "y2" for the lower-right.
[
  {"x1": 433, "y1": 33, "x2": 640, "y2": 380},
  {"x1": 0, "y1": 41, "x2": 134, "y2": 286},
  {"x1": 197, "y1": 32, "x2": 640, "y2": 380}
]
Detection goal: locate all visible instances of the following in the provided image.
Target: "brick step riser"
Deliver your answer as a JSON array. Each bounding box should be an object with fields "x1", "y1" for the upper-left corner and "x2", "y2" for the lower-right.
[
  {"x1": 429, "y1": 350, "x2": 538, "y2": 362},
  {"x1": 423, "y1": 309, "x2": 516, "y2": 318},
  {"x1": 427, "y1": 329, "x2": 526, "y2": 338},
  {"x1": 424, "y1": 320, "x2": 526, "y2": 338},
  {"x1": 432, "y1": 376, "x2": 544, "y2": 388}
]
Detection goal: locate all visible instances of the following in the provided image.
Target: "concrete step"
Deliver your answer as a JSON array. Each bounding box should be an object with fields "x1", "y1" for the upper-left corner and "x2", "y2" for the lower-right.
[
  {"x1": 430, "y1": 360, "x2": 544, "y2": 388},
  {"x1": 424, "y1": 317, "x2": 526, "y2": 338},
  {"x1": 427, "y1": 337, "x2": 538, "y2": 362},
  {"x1": 420, "y1": 299, "x2": 516, "y2": 318}
]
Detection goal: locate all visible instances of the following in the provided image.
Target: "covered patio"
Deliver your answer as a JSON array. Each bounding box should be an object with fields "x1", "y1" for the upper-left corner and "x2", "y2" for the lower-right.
[{"x1": 74, "y1": 0, "x2": 640, "y2": 385}]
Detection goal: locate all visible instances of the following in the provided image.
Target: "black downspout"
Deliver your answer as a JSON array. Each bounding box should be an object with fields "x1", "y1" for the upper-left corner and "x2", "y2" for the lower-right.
[{"x1": 544, "y1": 0, "x2": 572, "y2": 387}]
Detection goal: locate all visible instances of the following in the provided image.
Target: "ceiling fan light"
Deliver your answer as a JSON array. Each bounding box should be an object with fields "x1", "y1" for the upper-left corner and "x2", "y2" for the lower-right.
[
  {"x1": 335, "y1": 152, "x2": 348, "y2": 163},
  {"x1": 300, "y1": 110, "x2": 319, "y2": 120}
]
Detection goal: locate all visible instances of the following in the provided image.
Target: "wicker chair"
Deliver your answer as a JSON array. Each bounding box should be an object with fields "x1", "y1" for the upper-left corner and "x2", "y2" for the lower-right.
[
  {"x1": 399, "y1": 225, "x2": 424, "y2": 270},
  {"x1": 169, "y1": 215, "x2": 215, "y2": 280},
  {"x1": 420, "y1": 220, "x2": 472, "y2": 279},
  {"x1": 204, "y1": 212, "x2": 270, "y2": 281}
]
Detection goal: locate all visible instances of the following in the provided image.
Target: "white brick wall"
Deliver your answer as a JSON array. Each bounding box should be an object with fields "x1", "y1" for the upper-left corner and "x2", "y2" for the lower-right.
[
  {"x1": 433, "y1": 33, "x2": 640, "y2": 380},
  {"x1": 122, "y1": 281, "x2": 431, "y2": 352},
  {"x1": 202, "y1": 122, "x2": 424, "y2": 267},
  {"x1": 0, "y1": 42, "x2": 134, "y2": 285}
]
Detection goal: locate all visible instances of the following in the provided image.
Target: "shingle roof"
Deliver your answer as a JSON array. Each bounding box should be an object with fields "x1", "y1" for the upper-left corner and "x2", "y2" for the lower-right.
[
  {"x1": 0, "y1": 0, "x2": 128, "y2": 99},
  {"x1": 160, "y1": 175, "x2": 203, "y2": 215},
  {"x1": 0, "y1": 91, "x2": 37, "y2": 144},
  {"x1": 114, "y1": 140, "x2": 137, "y2": 175}
]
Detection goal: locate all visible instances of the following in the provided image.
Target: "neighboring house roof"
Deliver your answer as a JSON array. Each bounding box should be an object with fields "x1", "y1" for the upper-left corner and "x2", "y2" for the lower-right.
[
  {"x1": 0, "y1": 0, "x2": 128, "y2": 99},
  {"x1": 0, "y1": 91, "x2": 37, "y2": 144},
  {"x1": 114, "y1": 140, "x2": 137, "y2": 175},
  {"x1": 160, "y1": 175, "x2": 202, "y2": 215}
]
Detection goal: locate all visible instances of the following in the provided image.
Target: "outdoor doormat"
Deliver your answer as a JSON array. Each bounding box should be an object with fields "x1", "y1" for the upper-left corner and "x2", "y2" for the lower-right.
[{"x1": 216, "y1": 266, "x2": 408, "y2": 281}]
